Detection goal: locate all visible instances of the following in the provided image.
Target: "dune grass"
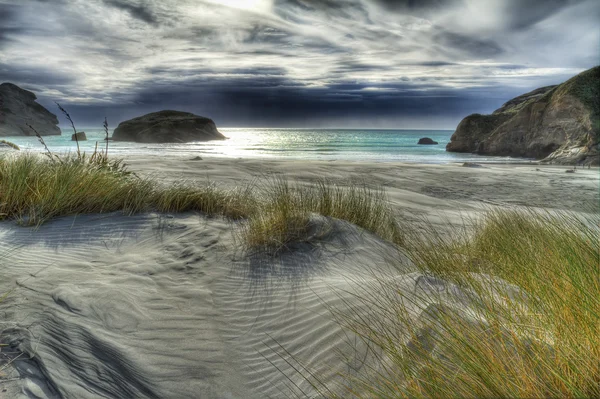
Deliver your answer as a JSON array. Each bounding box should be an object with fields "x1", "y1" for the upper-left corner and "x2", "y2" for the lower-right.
[
  {"x1": 0, "y1": 153, "x2": 254, "y2": 225},
  {"x1": 1, "y1": 140, "x2": 598, "y2": 397},
  {"x1": 0, "y1": 152, "x2": 401, "y2": 249},
  {"x1": 240, "y1": 177, "x2": 402, "y2": 254},
  {"x1": 0, "y1": 140, "x2": 19, "y2": 151},
  {"x1": 324, "y1": 209, "x2": 600, "y2": 399}
]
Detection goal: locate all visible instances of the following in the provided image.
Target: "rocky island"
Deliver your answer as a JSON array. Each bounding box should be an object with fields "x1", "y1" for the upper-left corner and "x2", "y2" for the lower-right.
[
  {"x1": 447, "y1": 66, "x2": 599, "y2": 165},
  {"x1": 112, "y1": 110, "x2": 226, "y2": 143},
  {"x1": 0, "y1": 83, "x2": 61, "y2": 137}
]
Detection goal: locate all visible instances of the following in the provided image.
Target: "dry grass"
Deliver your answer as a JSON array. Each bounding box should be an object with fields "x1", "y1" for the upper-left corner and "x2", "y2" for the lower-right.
[
  {"x1": 0, "y1": 140, "x2": 19, "y2": 151},
  {"x1": 1, "y1": 124, "x2": 597, "y2": 398},
  {"x1": 240, "y1": 177, "x2": 402, "y2": 254},
  {"x1": 323, "y1": 209, "x2": 600, "y2": 399},
  {"x1": 0, "y1": 153, "x2": 253, "y2": 225}
]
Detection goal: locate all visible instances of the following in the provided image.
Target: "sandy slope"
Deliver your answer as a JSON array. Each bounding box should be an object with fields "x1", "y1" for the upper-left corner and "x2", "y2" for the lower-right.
[
  {"x1": 0, "y1": 157, "x2": 598, "y2": 398},
  {"x1": 0, "y1": 213, "x2": 412, "y2": 398},
  {"x1": 126, "y1": 155, "x2": 599, "y2": 213}
]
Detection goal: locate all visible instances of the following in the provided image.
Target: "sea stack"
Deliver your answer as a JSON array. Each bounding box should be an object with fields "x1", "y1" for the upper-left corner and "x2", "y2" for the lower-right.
[
  {"x1": 446, "y1": 66, "x2": 599, "y2": 165},
  {"x1": 418, "y1": 137, "x2": 438, "y2": 145},
  {"x1": 72, "y1": 131, "x2": 87, "y2": 141},
  {"x1": 112, "y1": 110, "x2": 226, "y2": 143},
  {"x1": 0, "y1": 83, "x2": 61, "y2": 137}
]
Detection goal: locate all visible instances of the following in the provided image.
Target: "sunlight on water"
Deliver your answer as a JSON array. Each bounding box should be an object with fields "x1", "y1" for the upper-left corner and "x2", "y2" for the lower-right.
[{"x1": 4, "y1": 128, "x2": 531, "y2": 164}]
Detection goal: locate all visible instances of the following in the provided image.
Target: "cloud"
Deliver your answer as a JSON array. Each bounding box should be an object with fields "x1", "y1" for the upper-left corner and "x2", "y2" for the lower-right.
[
  {"x1": 0, "y1": 0, "x2": 597, "y2": 128},
  {"x1": 433, "y1": 29, "x2": 504, "y2": 58},
  {"x1": 501, "y1": 0, "x2": 586, "y2": 30},
  {"x1": 0, "y1": 62, "x2": 74, "y2": 87},
  {"x1": 373, "y1": 0, "x2": 462, "y2": 14},
  {"x1": 0, "y1": 4, "x2": 24, "y2": 49},
  {"x1": 102, "y1": 0, "x2": 158, "y2": 25}
]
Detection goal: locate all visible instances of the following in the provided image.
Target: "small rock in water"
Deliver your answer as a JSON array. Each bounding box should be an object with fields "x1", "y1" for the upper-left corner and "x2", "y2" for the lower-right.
[
  {"x1": 417, "y1": 137, "x2": 438, "y2": 145},
  {"x1": 71, "y1": 131, "x2": 87, "y2": 141},
  {"x1": 189, "y1": 156, "x2": 203, "y2": 161},
  {"x1": 462, "y1": 162, "x2": 484, "y2": 168},
  {"x1": 565, "y1": 169, "x2": 576, "y2": 173}
]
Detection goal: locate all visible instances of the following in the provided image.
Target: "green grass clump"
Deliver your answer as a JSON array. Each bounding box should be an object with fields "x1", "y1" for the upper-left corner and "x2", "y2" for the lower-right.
[
  {"x1": 153, "y1": 181, "x2": 255, "y2": 220},
  {"x1": 0, "y1": 153, "x2": 252, "y2": 225},
  {"x1": 329, "y1": 209, "x2": 600, "y2": 399},
  {"x1": 241, "y1": 178, "x2": 402, "y2": 254},
  {"x1": 0, "y1": 140, "x2": 19, "y2": 151},
  {"x1": 0, "y1": 154, "x2": 401, "y2": 251},
  {"x1": 0, "y1": 152, "x2": 400, "y2": 250}
]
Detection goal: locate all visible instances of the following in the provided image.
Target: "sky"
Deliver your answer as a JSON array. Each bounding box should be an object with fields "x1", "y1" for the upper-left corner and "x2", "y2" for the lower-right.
[{"x1": 0, "y1": 0, "x2": 598, "y2": 129}]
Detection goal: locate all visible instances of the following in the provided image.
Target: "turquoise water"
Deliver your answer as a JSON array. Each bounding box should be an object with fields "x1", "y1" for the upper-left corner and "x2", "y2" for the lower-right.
[{"x1": 4, "y1": 128, "x2": 528, "y2": 163}]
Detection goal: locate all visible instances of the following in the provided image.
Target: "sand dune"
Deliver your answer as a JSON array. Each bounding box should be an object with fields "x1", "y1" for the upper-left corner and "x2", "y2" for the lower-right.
[
  {"x1": 0, "y1": 213, "x2": 409, "y2": 398},
  {"x1": 1, "y1": 157, "x2": 598, "y2": 398}
]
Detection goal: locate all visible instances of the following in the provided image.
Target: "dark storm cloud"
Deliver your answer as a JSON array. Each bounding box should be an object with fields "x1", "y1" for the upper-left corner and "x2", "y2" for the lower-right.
[
  {"x1": 330, "y1": 61, "x2": 392, "y2": 74},
  {"x1": 373, "y1": 0, "x2": 585, "y2": 29},
  {"x1": 373, "y1": 0, "x2": 462, "y2": 13},
  {"x1": 416, "y1": 61, "x2": 457, "y2": 67},
  {"x1": 277, "y1": 0, "x2": 365, "y2": 14},
  {"x1": 0, "y1": 0, "x2": 597, "y2": 128},
  {"x1": 433, "y1": 29, "x2": 504, "y2": 58},
  {"x1": 0, "y1": 4, "x2": 24, "y2": 48},
  {"x1": 102, "y1": 0, "x2": 158, "y2": 25},
  {"x1": 0, "y1": 62, "x2": 74, "y2": 86},
  {"x1": 503, "y1": 0, "x2": 586, "y2": 30},
  {"x1": 53, "y1": 73, "x2": 514, "y2": 128}
]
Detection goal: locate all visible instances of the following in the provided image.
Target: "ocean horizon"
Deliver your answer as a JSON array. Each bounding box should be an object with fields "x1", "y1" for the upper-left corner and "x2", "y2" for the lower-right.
[{"x1": 5, "y1": 128, "x2": 532, "y2": 164}]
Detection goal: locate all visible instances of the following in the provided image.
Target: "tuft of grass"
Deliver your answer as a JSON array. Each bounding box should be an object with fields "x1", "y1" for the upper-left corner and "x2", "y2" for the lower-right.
[
  {"x1": 153, "y1": 181, "x2": 256, "y2": 220},
  {"x1": 0, "y1": 153, "x2": 252, "y2": 225},
  {"x1": 325, "y1": 209, "x2": 600, "y2": 399},
  {"x1": 0, "y1": 153, "x2": 401, "y2": 242},
  {"x1": 0, "y1": 153, "x2": 150, "y2": 225},
  {"x1": 0, "y1": 108, "x2": 258, "y2": 224},
  {"x1": 241, "y1": 177, "x2": 402, "y2": 254},
  {"x1": 0, "y1": 140, "x2": 19, "y2": 151}
]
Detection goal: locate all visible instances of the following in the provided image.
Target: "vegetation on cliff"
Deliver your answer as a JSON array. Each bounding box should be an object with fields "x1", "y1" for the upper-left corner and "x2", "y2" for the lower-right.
[{"x1": 447, "y1": 66, "x2": 599, "y2": 165}]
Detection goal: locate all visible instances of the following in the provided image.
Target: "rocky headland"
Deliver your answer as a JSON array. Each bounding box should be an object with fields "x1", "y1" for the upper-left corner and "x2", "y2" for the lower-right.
[
  {"x1": 447, "y1": 66, "x2": 599, "y2": 165},
  {"x1": 0, "y1": 83, "x2": 61, "y2": 137},
  {"x1": 112, "y1": 110, "x2": 226, "y2": 143}
]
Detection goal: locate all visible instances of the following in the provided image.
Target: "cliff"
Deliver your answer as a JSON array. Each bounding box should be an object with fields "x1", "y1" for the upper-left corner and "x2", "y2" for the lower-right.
[
  {"x1": 446, "y1": 66, "x2": 599, "y2": 165},
  {"x1": 0, "y1": 83, "x2": 61, "y2": 136}
]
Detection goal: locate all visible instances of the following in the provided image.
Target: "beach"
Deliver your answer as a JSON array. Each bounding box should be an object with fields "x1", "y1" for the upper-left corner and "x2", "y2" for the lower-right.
[
  {"x1": 2, "y1": 0, "x2": 598, "y2": 395},
  {"x1": 0, "y1": 154, "x2": 597, "y2": 398},
  {"x1": 126, "y1": 155, "x2": 599, "y2": 213}
]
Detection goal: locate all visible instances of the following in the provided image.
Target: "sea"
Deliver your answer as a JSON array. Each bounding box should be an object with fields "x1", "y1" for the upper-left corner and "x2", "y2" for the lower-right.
[{"x1": 5, "y1": 128, "x2": 530, "y2": 164}]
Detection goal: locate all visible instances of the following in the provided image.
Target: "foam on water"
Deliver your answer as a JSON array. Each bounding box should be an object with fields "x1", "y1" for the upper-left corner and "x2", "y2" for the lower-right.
[{"x1": 4, "y1": 128, "x2": 531, "y2": 163}]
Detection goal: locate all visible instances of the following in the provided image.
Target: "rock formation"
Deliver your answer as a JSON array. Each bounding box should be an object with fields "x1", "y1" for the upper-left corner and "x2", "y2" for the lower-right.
[
  {"x1": 112, "y1": 110, "x2": 226, "y2": 143},
  {"x1": 447, "y1": 66, "x2": 599, "y2": 165},
  {"x1": 418, "y1": 137, "x2": 438, "y2": 145},
  {"x1": 72, "y1": 131, "x2": 87, "y2": 141},
  {"x1": 0, "y1": 83, "x2": 61, "y2": 137}
]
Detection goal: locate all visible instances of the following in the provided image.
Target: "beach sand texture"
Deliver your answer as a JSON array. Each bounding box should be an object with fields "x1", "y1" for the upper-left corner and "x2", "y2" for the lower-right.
[{"x1": 1, "y1": 156, "x2": 598, "y2": 398}]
